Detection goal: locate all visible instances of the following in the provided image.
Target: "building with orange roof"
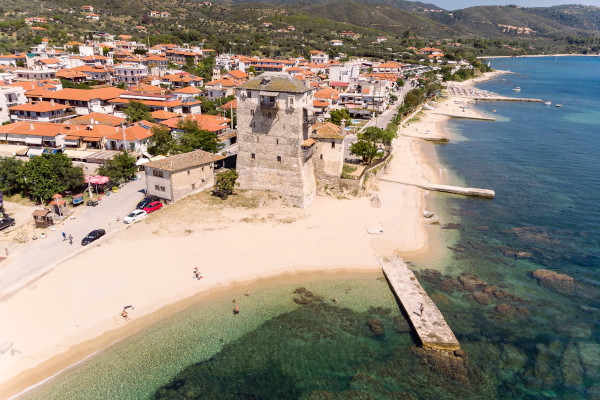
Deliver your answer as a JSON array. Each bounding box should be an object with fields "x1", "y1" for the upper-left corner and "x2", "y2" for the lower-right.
[
  {"x1": 372, "y1": 61, "x2": 404, "y2": 74},
  {"x1": 30, "y1": 27, "x2": 47, "y2": 32},
  {"x1": 173, "y1": 86, "x2": 203, "y2": 101},
  {"x1": 310, "y1": 52, "x2": 329, "y2": 64},
  {"x1": 68, "y1": 112, "x2": 126, "y2": 127},
  {"x1": 82, "y1": 5, "x2": 94, "y2": 12},
  {"x1": 223, "y1": 69, "x2": 248, "y2": 81},
  {"x1": 0, "y1": 54, "x2": 27, "y2": 68},
  {"x1": 150, "y1": 110, "x2": 180, "y2": 122},
  {"x1": 127, "y1": 83, "x2": 166, "y2": 95},
  {"x1": 203, "y1": 77, "x2": 241, "y2": 100},
  {"x1": 86, "y1": 13, "x2": 100, "y2": 21},
  {"x1": 159, "y1": 113, "x2": 231, "y2": 136},
  {"x1": 0, "y1": 120, "x2": 85, "y2": 151},
  {"x1": 26, "y1": 87, "x2": 127, "y2": 115},
  {"x1": 9, "y1": 100, "x2": 76, "y2": 123},
  {"x1": 105, "y1": 120, "x2": 157, "y2": 153},
  {"x1": 110, "y1": 91, "x2": 202, "y2": 116},
  {"x1": 114, "y1": 63, "x2": 148, "y2": 84},
  {"x1": 221, "y1": 99, "x2": 236, "y2": 110},
  {"x1": 160, "y1": 73, "x2": 204, "y2": 89},
  {"x1": 14, "y1": 69, "x2": 57, "y2": 81}
]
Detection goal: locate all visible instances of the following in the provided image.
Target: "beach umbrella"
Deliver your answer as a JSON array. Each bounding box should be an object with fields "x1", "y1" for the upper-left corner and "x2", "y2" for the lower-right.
[
  {"x1": 90, "y1": 176, "x2": 109, "y2": 185},
  {"x1": 52, "y1": 193, "x2": 63, "y2": 199}
]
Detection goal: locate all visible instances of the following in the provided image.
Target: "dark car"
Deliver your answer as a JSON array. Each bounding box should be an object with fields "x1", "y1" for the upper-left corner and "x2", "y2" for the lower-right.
[
  {"x1": 136, "y1": 195, "x2": 160, "y2": 210},
  {"x1": 87, "y1": 199, "x2": 98, "y2": 207},
  {"x1": 0, "y1": 217, "x2": 16, "y2": 231},
  {"x1": 81, "y1": 229, "x2": 106, "y2": 246}
]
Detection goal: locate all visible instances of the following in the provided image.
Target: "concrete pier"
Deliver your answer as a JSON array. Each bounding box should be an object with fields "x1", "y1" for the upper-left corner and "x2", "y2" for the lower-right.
[
  {"x1": 471, "y1": 96, "x2": 543, "y2": 102},
  {"x1": 379, "y1": 256, "x2": 460, "y2": 351},
  {"x1": 432, "y1": 112, "x2": 495, "y2": 121},
  {"x1": 379, "y1": 178, "x2": 495, "y2": 199}
]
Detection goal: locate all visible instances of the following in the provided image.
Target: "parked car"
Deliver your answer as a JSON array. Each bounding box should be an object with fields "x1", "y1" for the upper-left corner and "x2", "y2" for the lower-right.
[
  {"x1": 81, "y1": 229, "x2": 106, "y2": 246},
  {"x1": 0, "y1": 217, "x2": 16, "y2": 231},
  {"x1": 136, "y1": 195, "x2": 160, "y2": 210},
  {"x1": 87, "y1": 199, "x2": 99, "y2": 207},
  {"x1": 124, "y1": 209, "x2": 147, "y2": 224},
  {"x1": 143, "y1": 201, "x2": 162, "y2": 214}
]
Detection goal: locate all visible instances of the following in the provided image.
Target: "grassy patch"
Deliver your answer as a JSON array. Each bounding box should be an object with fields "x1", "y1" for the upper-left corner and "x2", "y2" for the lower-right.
[{"x1": 341, "y1": 163, "x2": 359, "y2": 179}]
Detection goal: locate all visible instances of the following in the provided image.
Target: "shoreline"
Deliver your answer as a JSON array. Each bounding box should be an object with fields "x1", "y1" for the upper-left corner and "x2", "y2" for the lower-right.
[
  {"x1": 479, "y1": 53, "x2": 599, "y2": 59},
  {"x1": 0, "y1": 72, "x2": 501, "y2": 400}
]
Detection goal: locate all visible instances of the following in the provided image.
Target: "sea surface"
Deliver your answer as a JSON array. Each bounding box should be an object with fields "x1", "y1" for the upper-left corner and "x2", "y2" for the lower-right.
[{"x1": 23, "y1": 56, "x2": 600, "y2": 399}]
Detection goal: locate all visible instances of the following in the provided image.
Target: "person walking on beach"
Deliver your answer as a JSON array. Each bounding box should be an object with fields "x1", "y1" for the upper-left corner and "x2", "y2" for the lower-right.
[
  {"x1": 419, "y1": 303, "x2": 424, "y2": 316},
  {"x1": 233, "y1": 303, "x2": 239, "y2": 315},
  {"x1": 194, "y1": 267, "x2": 199, "y2": 279},
  {"x1": 68, "y1": 234, "x2": 73, "y2": 245},
  {"x1": 121, "y1": 309, "x2": 130, "y2": 321},
  {"x1": 62, "y1": 232, "x2": 66, "y2": 241}
]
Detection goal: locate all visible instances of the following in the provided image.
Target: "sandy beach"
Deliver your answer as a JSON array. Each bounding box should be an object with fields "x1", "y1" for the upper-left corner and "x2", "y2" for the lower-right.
[{"x1": 0, "y1": 72, "x2": 500, "y2": 399}]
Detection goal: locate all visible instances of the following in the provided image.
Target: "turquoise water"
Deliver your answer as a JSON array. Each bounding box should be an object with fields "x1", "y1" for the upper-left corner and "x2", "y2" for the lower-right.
[{"x1": 23, "y1": 57, "x2": 600, "y2": 399}]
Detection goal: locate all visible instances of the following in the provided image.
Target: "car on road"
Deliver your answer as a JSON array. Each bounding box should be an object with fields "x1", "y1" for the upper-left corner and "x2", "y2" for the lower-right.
[
  {"x1": 136, "y1": 195, "x2": 160, "y2": 210},
  {"x1": 81, "y1": 229, "x2": 106, "y2": 246},
  {"x1": 0, "y1": 217, "x2": 16, "y2": 231},
  {"x1": 123, "y1": 209, "x2": 147, "y2": 224},
  {"x1": 143, "y1": 201, "x2": 162, "y2": 214}
]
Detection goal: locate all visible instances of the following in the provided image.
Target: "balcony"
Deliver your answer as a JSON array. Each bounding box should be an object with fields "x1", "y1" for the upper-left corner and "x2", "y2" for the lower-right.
[
  {"x1": 259, "y1": 100, "x2": 278, "y2": 109},
  {"x1": 301, "y1": 138, "x2": 315, "y2": 162}
]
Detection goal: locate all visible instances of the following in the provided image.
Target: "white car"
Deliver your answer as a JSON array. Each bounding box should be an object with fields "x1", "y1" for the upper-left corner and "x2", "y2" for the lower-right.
[{"x1": 123, "y1": 209, "x2": 147, "y2": 224}]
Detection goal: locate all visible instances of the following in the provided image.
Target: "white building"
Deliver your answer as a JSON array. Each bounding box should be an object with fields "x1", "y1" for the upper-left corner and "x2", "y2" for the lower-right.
[
  {"x1": 329, "y1": 64, "x2": 360, "y2": 83},
  {"x1": 113, "y1": 63, "x2": 148, "y2": 83},
  {"x1": 310, "y1": 52, "x2": 329, "y2": 64},
  {"x1": 0, "y1": 85, "x2": 27, "y2": 124}
]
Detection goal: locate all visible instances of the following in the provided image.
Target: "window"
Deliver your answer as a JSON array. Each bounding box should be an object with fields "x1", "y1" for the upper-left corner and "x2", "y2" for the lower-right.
[
  {"x1": 191, "y1": 183, "x2": 196, "y2": 190},
  {"x1": 277, "y1": 156, "x2": 281, "y2": 163},
  {"x1": 251, "y1": 153, "x2": 255, "y2": 160},
  {"x1": 153, "y1": 170, "x2": 163, "y2": 178},
  {"x1": 201, "y1": 166, "x2": 204, "y2": 171},
  {"x1": 187, "y1": 170, "x2": 190, "y2": 175},
  {"x1": 332, "y1": 141, "x2": 336, "y2": 148},
  {"x1": 320, "y1": 154, "x2": 323, "y2": 159},
  {"x1": 250, "y1": 110, "x2": 254, "y2": 116},
  {"x1": 155, "y1": 185, "x2": 160, "y2": 190},
  {"x1": 160, "y1": 186, "x2": 166, "y2": 192},
  {"x1": 276, "y1": 139, "x2": 279, "y2": 145}
]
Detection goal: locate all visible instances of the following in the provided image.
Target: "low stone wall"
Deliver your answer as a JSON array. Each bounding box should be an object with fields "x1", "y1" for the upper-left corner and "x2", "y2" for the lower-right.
[{"x1": 339, "y1": 152, "x2": 393, "y2": 191}]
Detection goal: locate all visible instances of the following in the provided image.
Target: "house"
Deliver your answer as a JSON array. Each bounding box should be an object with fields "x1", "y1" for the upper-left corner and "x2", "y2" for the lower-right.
[
  {"x1": 104, "y1": 120, "x2": 156, "y2": 153},
  {"x1": 86, "y1": 13, "x2": 100, "y2": 21},
  {"x1": 203, "y1": 77, "x2": 240, "y2": 100},
  {"x1": 150, "y1": 11, "x2": 159, "y2": 17},
  {"x1": 0, "y1": 84, "x2": 27, "y2": 124},
  {"x1": 110, "y1": 91, "x2": 202, "y2": 116},
  {"x1": 372, "y1": 61, "x2": 404, "y2": 75},
  {"x1": 160, "y1": 114, "x2": 231, "y2": 137},
  {"x1": 113, "y1": 63, "x2": 148, "y2": 83},
  {"x1": 25, "y1": 87, "x2": 127, "y2": 115},
  {"x1": 160, "y1": 12, "x2": 170, "y2": 18},
  {"x1": 309, "y1": 51, "x2": 329, "y2": 64},
  {"x1": 376, "y1": 37, "x2": 387, "y2": 43},
  {"x1": 68, "y1": 112, "x2": 126, "y2": 127},
  {"x1": 236, "y1": 72, "x2": 318, "y2": 208},
  {"x1": 329, "y1": 40, "x2": 343, "y2": 47},
  {"x1": 311, "y1": 122, "x2": 346, "y2": 187},
  {"x1": 0, "y1": 54, "x2": 27, "y2": 68},
  {"x1": 82, "y1": 5, "x2": 94, "y2": 12},
  {"x1": 0, "y1": 121, "x2": 82, "y2": 152},
  {"x1": 14, "y1": 69, "x2": 57, "y2": 81},
  {"x1": 9, "y1": 100, "x2": 76, "y2": 123},
  {"x1": 144, "y1": 149, "x2": 223, "y2": 202},
  {"x1": 173, "y1": 86, "x2": 203, "y2": 101}
]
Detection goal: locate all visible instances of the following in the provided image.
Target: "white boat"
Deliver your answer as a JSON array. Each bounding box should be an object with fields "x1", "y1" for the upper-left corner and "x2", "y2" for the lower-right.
[
  {"x1": 555, "y1": 104, "x2": 562, "y2": 107},
  {"x1": 544, "y1": 101, "x2": 552, "y2": 105},
  {"x1": 513, "y1": 87, "x2": 521, "y2": 92}
]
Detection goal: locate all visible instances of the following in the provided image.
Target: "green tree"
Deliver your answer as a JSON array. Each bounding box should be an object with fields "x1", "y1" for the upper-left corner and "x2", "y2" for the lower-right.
[
  {"x1": 123, "y1": 100, "x2": 154, "y2": 123},
  {"x1": 147, "y1": 125, "x2": 176, "y2": 156},
  {"x1": 0, "y1": 157, "x2": 25, "y2": 196},
  {"x1": 350, "y1": 127, "x2": 396, "y2": 164},
  {"x1": 97, "y1": 151, "x2": 137, "y2": 185},
  {"x1": 176, "y1": 119, "x2": 224, "y2": 154},
  {"x1": 102, "y1": 46, "x2": 110, "y2": 56},
  {"x1": 329, "y1": 108, "x2": 351, "y2": 126},
  {"x1": 23, "y1": 153, "x2": 84, "y2": 202},
  {"x1": 213, "y1": 169, "x2": 239, "y2": 199}
]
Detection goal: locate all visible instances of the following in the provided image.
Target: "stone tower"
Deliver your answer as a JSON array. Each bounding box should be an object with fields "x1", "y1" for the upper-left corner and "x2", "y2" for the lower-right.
[{"x1": 236, "y1": 72, "x2": 317, "y2": 208}]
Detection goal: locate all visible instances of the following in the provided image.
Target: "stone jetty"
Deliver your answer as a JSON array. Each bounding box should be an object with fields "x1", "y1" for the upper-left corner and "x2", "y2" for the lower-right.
[
  {"x1": 472, "y1": 96, "x2": 543, "y2": 102},
  {"x1": 379, "y1": 178, "x2": 495, "y2": 199},
  {"x1": 432, "y1": 112, "x2": 496, "y2": 121},
  {"x1": 379, "y1": 256, "x2": 460, "y2": 351}
]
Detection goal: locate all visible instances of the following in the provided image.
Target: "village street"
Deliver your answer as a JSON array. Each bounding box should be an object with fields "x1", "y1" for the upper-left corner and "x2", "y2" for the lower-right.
[{"x1": 0, "y1": 176, "x2": 146, "y2": 299}]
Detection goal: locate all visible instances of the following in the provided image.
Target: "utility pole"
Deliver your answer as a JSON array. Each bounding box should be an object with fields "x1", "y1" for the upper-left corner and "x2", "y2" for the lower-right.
[{"x1": 121, "y1": 122, "x2": 127, "y2": 152}]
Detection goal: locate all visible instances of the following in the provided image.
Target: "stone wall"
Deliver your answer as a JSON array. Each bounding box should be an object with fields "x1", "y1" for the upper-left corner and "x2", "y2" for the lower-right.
[
  {"x1": 236, "y1": 88, "x2": 316, "y2": 208},
  {"x1": 145, "y1": 164, "x2": 215, "y2": 203},
  {"x1": 146, "y1": 168, "x2": 172, "y2": 201},
  {"x1": 313, "y1": 137, "x2": 345, "y2": 189}
]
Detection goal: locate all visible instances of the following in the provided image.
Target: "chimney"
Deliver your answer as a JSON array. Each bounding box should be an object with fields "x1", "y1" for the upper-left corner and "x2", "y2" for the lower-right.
[
  {"x1": 30, "y1": 123, "x2": 34, "y2": 131},
  {"x1": 50, "y1": 99, "x2": 55, "y2": 106}
]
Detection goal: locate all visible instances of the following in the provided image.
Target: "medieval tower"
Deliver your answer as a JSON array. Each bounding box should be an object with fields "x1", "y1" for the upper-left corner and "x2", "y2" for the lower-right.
[{"x1": 236, "y1": 72, "x2": 317, "y2": 208}]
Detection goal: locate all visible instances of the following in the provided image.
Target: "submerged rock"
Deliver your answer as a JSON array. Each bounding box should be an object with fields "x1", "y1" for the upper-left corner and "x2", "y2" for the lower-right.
[
  {"x1": 494, "y1": 304, "x2": 516, "y2": 315},
  {"x1": 293, "y1": 287, "x2": 324, "y2": 305},
  {"x1": 531, "y1": 269, "x2": 575, "y2": 289},
  {"x1": 499, "y1": 246, "x2": 533, "y2": 259},
  {"x1": 458, "y1": 274, "x2": 487, "y2": 292},
  {"x1": 367, "y1": 319, "x2": 385, "y2": 336},
  {"x1": 454, "y1": 349, "x2": 468, "y2": 358},
  {"x1": 560, "y1": 342, "x2": 584, "y2": 388},
  {"x1": 442, "y1": 223, "x2": 461, "y2": 230},
  {"x1": 393, "y1": 316, "x2": 411, "y2": 333},
  {"x1": 468, "y1": 291, "x2": 490, "y2": 305},
  {"x1": 504, "y1": 226, "x2": 560, "y2": 245},
  {"x1": 420, "y1": 269, "x2": 442, "y2": 283},
  {"x1": 436, "y1": 278, "x2": 462, "y2": 293}
]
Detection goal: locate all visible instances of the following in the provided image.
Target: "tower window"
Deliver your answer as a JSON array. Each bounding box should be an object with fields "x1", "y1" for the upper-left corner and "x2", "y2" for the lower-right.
[
  {"x1": 277, "y1": 156, "x2": 281, "y2": 163},
  {"x1": 332, "y1": 141, "x2": 336, "y2": 148},
  {"x1": 250, "y1": 110, "x2": 254, "y2": 116},
  {"x1": 276, "y1": 139, "x2": 279, "y2": 145},
  {"x1": 251, "y1": 153, "x2": 255, "y2": 160}
]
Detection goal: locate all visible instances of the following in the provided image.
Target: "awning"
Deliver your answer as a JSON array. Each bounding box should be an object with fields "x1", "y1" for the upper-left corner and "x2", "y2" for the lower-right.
[
  {"x1": 64, "y1": 139, "x2": 79, "y2": 146},
  {"x1": 25, "y1": 137, "x2": 43, "y2": 145},
  {"x1": 83, "y1": 137, "x2": 101, "y2": 142},
  {"x1": 301, "y1": 138, "x2": 315, "y2": 147},
  {"x1": 84, "y1": 175, "x2": 109, "y2": 184},
  {"x1": 27, "y1": 148, "x2": 44, "y2": 156},
  {"x1": 6, "y1": 135, "x2": 22, "y2": 142},
  {"x1": 136, "y1": 157, "x2": 150, "y2": 166}
]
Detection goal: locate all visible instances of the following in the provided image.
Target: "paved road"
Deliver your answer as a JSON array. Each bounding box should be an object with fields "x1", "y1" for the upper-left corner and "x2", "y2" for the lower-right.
[{"x1": 0, "y1": 175, "x2": 147, "y2": 298}]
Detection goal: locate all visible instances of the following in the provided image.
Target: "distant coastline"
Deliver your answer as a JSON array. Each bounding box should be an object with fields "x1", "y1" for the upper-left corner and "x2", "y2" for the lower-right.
[{"x1": 479, "y1": 53, "x2": 600, "y2": 59}]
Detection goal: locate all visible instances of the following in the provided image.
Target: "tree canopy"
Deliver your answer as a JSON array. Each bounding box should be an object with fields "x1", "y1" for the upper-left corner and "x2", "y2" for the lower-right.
[
  {"x1": 123, "y1": 100, "x2": 154, "y2": 123},
  {"x1": 350, "y1": 127, "x2": 396, "y2": 164},
  {"x1": 147, "y1": 125, "x2": 176, "y2": 156},
  {"x1": 97, "y1": 151, "x2": 137, "y2": 185},
  {"x1": 22, "y1": 153, "x2": 84, "y2": 202},
  {"x1": 176, "y1": 119, "x2": 224, "y2": 154},
  {"x1": 329, "y1": 108, "x2": 351, "y2": 126},
  {"x1": 213, "y1": 169, "x2": 239, "y2": 199}
]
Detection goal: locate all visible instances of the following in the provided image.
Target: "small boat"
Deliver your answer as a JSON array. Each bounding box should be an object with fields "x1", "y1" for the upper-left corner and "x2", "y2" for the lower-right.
[
  {"x1": 513, "y1": 87, "x2": 521, "y2": 92},
  {"x1": 544, "y1": 101, "x2": 552, "y2": 105},
  {"x1": 555, "y1": 104, "x2": 562, "y2": 107}
]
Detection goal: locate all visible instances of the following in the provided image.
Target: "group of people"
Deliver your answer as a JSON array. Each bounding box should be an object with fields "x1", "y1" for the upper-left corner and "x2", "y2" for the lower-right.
[
  {"x1": 62, "y1": 231, "x2": 73, "y2": 245},
  {"x1": 193, "y1": 267, "x2": 204, "y2": 280}
]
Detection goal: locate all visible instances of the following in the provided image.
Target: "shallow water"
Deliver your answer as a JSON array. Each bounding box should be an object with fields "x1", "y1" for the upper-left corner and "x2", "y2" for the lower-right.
[{"x1": 24, "y1": 56, "x2": 600, "y2": 399}]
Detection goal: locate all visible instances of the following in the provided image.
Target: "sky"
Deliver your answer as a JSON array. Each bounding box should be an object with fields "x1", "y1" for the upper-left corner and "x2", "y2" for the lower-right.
[{"x1": 428, "y1": 0, "x2": 600, "y2": 10}]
